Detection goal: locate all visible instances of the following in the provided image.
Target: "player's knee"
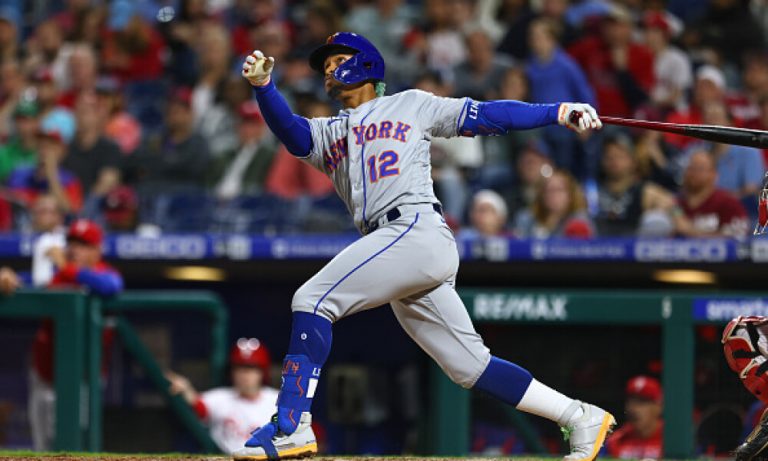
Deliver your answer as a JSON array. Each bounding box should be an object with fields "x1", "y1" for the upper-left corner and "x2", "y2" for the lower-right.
[
  {"x1": 441, "y1": 355, "x2": 490, "y2": 389},
  {"x1": 291, "y1": 285, "x2": 336, "y2": 322}
]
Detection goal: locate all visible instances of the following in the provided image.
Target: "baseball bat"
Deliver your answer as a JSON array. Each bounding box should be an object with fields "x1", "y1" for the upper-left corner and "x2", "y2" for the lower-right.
[{"x1": 598, "y1": 115, "x2": 768, "y2": 149}]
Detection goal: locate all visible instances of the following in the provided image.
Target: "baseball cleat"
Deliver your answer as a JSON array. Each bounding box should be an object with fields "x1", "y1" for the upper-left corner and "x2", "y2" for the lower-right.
[
  {"x1": 559, "y1": 401, "x2": 616, "y2": 461},
  {"x1": 735, "y1": 407, "x2": 768, "y2": 461},
  {"x1": 233, "y1": 412, "x2": 317, "y2": 461}
]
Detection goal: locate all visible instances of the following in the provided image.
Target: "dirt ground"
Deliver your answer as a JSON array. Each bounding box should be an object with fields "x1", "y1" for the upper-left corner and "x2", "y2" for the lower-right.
[{"x1": 0, "y1": 457, "x2": 559, "y2": 461}]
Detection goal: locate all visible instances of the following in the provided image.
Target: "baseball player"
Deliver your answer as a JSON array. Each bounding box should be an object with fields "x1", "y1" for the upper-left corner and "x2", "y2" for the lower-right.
[
  {"x1": 237, "y1": 32, "x2": 613, "y2": 461},
  {"x1": 723, "y1": 316, "x2": 768, "y2": 460},
  {"x1": 166, "y1": 338, "x2": 279, "y2": 454}
]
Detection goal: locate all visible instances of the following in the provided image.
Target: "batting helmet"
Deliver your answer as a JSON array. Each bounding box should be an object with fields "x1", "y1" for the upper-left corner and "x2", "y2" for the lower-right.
[
  {"x1": 308, "y1": 32, "x2": 385, "y2": 85},
  {"x1": 231, "y1": 338, "x2": 271, "y2": 382}
]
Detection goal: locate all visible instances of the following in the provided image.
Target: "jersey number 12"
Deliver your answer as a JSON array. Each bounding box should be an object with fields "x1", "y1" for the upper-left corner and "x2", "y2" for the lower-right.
[{"x1": 367, "y1": 151, "x2": 400, "y2": 183}]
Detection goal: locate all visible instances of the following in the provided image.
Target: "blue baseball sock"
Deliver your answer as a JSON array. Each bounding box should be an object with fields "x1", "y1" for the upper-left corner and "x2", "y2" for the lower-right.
[
  {"x1": 474, "y1": 356, "x2": 533, "y2": 406},
  {"x1": 275, "y1": 312, "x2": 333, "y2": 434}
]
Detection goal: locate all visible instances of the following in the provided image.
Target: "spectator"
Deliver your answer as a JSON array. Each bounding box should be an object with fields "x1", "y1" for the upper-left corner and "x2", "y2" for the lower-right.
[
  {"x1": 452, "y1": 28, "x2": 513, "y2": 101},
  {"x1": 643, "y1": 12, "x2": 692, "y2": 114},
  {"x1": 297, "y1": 2, "x2": 343, "y2": 58},
  {"x1": 101, "y1": 0, "x2": 166, "y2": 83},
  {"x1": 7, "y1": 111, "x2": 82, "y2": 214},
  {"x1": 344, "y1": 0, "x2": 416, "y2": 85},
  {"x1": 197, "y1": 75, "x2": 253, "y2": 159},
  {"x1": 495, "y1": 0, "x2": 536, "y2": 60},
  {"x1": 57, "y1": 43, "x2": 99, "y2": 109},
  {"x1": 192, "y1": 23, "x2": 233, "y2": 126},
  {"x1": 101, "y1": 185, "x2": 139, "y2": 232},
  {"x1": 478, "y1": 67, "x2": 541, "y2": 194},
  {"x1": 665, "y1": 65, "x2": 730, "y2": 149},
  {"x1": 0, "y1": 60, "x2": 28, "y2": 140},
  {"x1": 265, "y1": 97, "x2": 334, "y2": 200},
  {"x1": 407, "y1": 0, "x2": 468, "y2": 75},
  {"x1": 95, "y1": 76, "x2": 142, "y2": 155},
  {"x1": 165, "y1": 338, "x2": 278, "y2": 454},
  {"x1": 526, "y1": 17, "x2": 597, "y2": 176},
  {"x1": 696, "y1": 102, "x2": 765, "y2": 203},
  {"x1": 682, "y1": 0, "x2": 764, "y2": 71},
  {"x1": 230, "y1": 0, "x2": 290, "y2": 58},
  {"x1": 751, "y1": 95, "x2": 768, "y2": 165},
  {"x1": 127, "y1": 87, "x2": 211, "y2": 192},
  {"x1": 23, "y1": 20, "x2": 72, "y2": 91},
  {"x1": 415, "y1": 71, "x2": 483, "y2": 222},
  {"x1": 66, "y1": 91, "x2": 123, "y2": 203},
  {"x1": 508, "y1": 139, "x2": 554, "y2": 216},
  {"x1": 514, "y1": 168, "x2": 595, "y2": 238},
  {"x1": 31, "y1": 67, "x2": 70, "y2": 120},
  {"x1": 0, "y1": 6, "x2": 20, "y2": 62},
  {"x1": 677, "y1": 150, "x2": 748, "y2": 238},
  {"x1": 0, "y1": 100, "x2": 40, "y2": 183},
  {"x1": 0, "y1": 219, "x2": 123, "y2": 451},
  {"x1": 739, "y1": 52, "x2": 768, "y2": 126},
  {"x1": 595, "y1": 134, "x2": 677, "y2": 237},
  {"x1": 28, "y1": 195, "x2": 66, "y2": 287},
  {"x1": 160, "y1": 0, "x2": 209, "y2": 87},
  {"x1": 567, "y1": 4, "x2": 654, "y2": 118},
  {"x1": 51, "y1": 0, "x2": 92, "y2": 40},
  {"x1": 606, "y1": 375, "x2": 664, "y2": 459},
  {"x1": 459, "y1": 189, "x2": 511, "y2": 238},
  {"x1": 210, "y1": 101, "x2": 279, "y2": 200}
]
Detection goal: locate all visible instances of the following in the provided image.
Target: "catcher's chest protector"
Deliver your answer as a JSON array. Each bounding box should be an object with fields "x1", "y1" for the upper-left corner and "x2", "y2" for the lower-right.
[{"x1": 723, "y1": 316, "x2": 768, "y2": 403}]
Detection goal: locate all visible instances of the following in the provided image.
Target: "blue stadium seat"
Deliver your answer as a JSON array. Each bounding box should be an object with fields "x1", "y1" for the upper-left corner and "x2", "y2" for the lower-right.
[{"x1": 302, "y1": 194, "x2": 356, "y2": 233}]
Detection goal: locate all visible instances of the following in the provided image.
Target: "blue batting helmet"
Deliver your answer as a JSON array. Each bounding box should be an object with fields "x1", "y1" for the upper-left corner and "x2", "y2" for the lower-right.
[{"x1": 309, "y1": 32, "x2": 385, "y2": 85}]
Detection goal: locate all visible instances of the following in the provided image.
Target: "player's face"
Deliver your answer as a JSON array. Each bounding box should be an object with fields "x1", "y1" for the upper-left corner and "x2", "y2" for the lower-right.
[
  {"x1": 232, "y1": 366, "x2": 264, "y2": 396},
  {"x1": 66, "y1": 241, "x2": 101, "y2": 268},
  {"x1": 625, "y1": 397, "x2": 662, "y2": 433},
  {"x1": 323, "y1": 53, "x2": 355, "y2": 95}
]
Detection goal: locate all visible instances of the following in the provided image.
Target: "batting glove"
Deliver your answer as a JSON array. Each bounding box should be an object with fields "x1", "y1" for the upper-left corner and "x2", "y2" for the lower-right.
[
  {"x1": 558, "y1": 103, "x2": 602, "y2": 133},
  {"x1": 242, "y1": 50, "x2": 275, "y2": 87}
]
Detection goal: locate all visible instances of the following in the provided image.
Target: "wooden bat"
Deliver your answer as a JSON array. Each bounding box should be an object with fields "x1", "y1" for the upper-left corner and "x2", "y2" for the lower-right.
[{"x1": 598, "y1": 115, "x2": 768, "y2": 149}]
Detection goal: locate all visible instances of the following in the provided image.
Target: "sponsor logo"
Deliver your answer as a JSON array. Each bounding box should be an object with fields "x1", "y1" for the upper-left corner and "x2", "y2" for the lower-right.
[
  {"x1": 634, "y1": 240, "x2": 729, "y2": 262},
  {"x1": 114, "y1": 236, "x2": 208, "y2": 259},
  {"x1": 694, "y1": 298, "x2": 768, "y2": 321},
  {"x1": 473, "y1": 293, "x2": 568, "y2": 321}
]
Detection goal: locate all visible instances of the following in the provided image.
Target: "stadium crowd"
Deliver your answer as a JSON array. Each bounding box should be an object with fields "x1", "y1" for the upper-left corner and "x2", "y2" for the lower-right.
[{"x1": 0, "y1": 0, "x2": 766, "y2": 238}]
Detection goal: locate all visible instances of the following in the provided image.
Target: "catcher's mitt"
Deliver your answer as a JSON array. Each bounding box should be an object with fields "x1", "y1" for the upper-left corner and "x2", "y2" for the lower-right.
[{"x1": 736, "y1": 407, "x2": 768, "y2": 461}]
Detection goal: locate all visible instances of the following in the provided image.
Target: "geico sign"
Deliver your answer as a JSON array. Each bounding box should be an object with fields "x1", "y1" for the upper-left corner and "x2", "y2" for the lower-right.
[
  {"x1": 634, "y1": 240, "x2": 728, "y2": 262},
  {"x1": 115, "y1": 236, "x2": 208, "y2": 259}
]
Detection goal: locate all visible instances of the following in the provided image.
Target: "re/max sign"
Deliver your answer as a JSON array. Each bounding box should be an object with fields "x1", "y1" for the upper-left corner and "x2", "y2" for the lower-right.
[{"x1": 472, "y1": 294, "x2": 568, "y2": 321}]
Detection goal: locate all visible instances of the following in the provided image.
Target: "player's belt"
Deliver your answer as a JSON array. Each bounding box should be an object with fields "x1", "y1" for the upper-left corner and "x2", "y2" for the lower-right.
[{"x1": 365, "y1": 203, "x2": 443, "y2": 234}]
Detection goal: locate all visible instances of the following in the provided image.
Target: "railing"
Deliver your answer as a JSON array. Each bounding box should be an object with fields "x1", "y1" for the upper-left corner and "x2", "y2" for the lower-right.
[
  {"x1": 429, "y1": 289, "x2": 758, "y2": 458},
  {"x1": 0, "y1": 290, "x2": 228, "y2": 452}
]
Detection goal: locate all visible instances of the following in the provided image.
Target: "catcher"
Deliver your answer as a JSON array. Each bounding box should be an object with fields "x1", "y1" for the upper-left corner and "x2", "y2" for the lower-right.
[{"x1": 723, "y1": 316, "x2": 768, "y2": 460}]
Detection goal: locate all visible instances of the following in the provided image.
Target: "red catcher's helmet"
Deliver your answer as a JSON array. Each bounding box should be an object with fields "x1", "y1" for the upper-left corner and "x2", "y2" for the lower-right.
[{"x1": 231, "y1": 338, "x2": 271, "y2": 382}]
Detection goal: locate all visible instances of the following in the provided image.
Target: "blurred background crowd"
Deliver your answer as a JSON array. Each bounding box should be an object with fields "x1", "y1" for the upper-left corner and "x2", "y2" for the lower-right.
[{"x1": 0, "y1": 0, "x2": 767, "y2": 238}]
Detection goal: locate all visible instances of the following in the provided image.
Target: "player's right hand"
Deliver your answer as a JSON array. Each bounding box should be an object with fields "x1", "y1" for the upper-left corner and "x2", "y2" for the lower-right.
[
  {"x1": 242, "y1": 50, "x2": 275, "y2": 87},
  {"x1": 558, "y1": 103, "x2": 602, "y2": 133}
]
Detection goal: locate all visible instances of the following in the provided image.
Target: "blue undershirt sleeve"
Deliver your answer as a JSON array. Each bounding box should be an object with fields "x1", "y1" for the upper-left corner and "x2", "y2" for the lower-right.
[
  {"x1": 252, "y1": 81, "x2": 313, "y2": 157},
  {"x1": 76, "y1": 269, "x2": 124, "y2": 297},
  {"x1": 458, "y1": 99, "x2": 561, "y2": 137}
]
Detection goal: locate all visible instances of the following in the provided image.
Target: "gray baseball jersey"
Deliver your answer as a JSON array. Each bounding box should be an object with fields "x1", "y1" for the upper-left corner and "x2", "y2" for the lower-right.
[
  {"x1": 290, "y1": 89, "x2": 491, "y2": 389},
  {"x1": 303, "y1": 89, "x2": 470, "y2": 233}
]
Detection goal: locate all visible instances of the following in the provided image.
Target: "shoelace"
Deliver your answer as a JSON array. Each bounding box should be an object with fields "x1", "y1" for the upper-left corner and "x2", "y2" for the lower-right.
[{"x1": 560, "y1": 426, "x2": 571, "y2": 441}]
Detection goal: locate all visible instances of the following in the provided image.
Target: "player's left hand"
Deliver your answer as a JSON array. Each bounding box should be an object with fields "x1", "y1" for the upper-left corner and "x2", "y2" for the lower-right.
[{"x1": 558, "y1": 103, "x2": 602, "y2": 133}]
